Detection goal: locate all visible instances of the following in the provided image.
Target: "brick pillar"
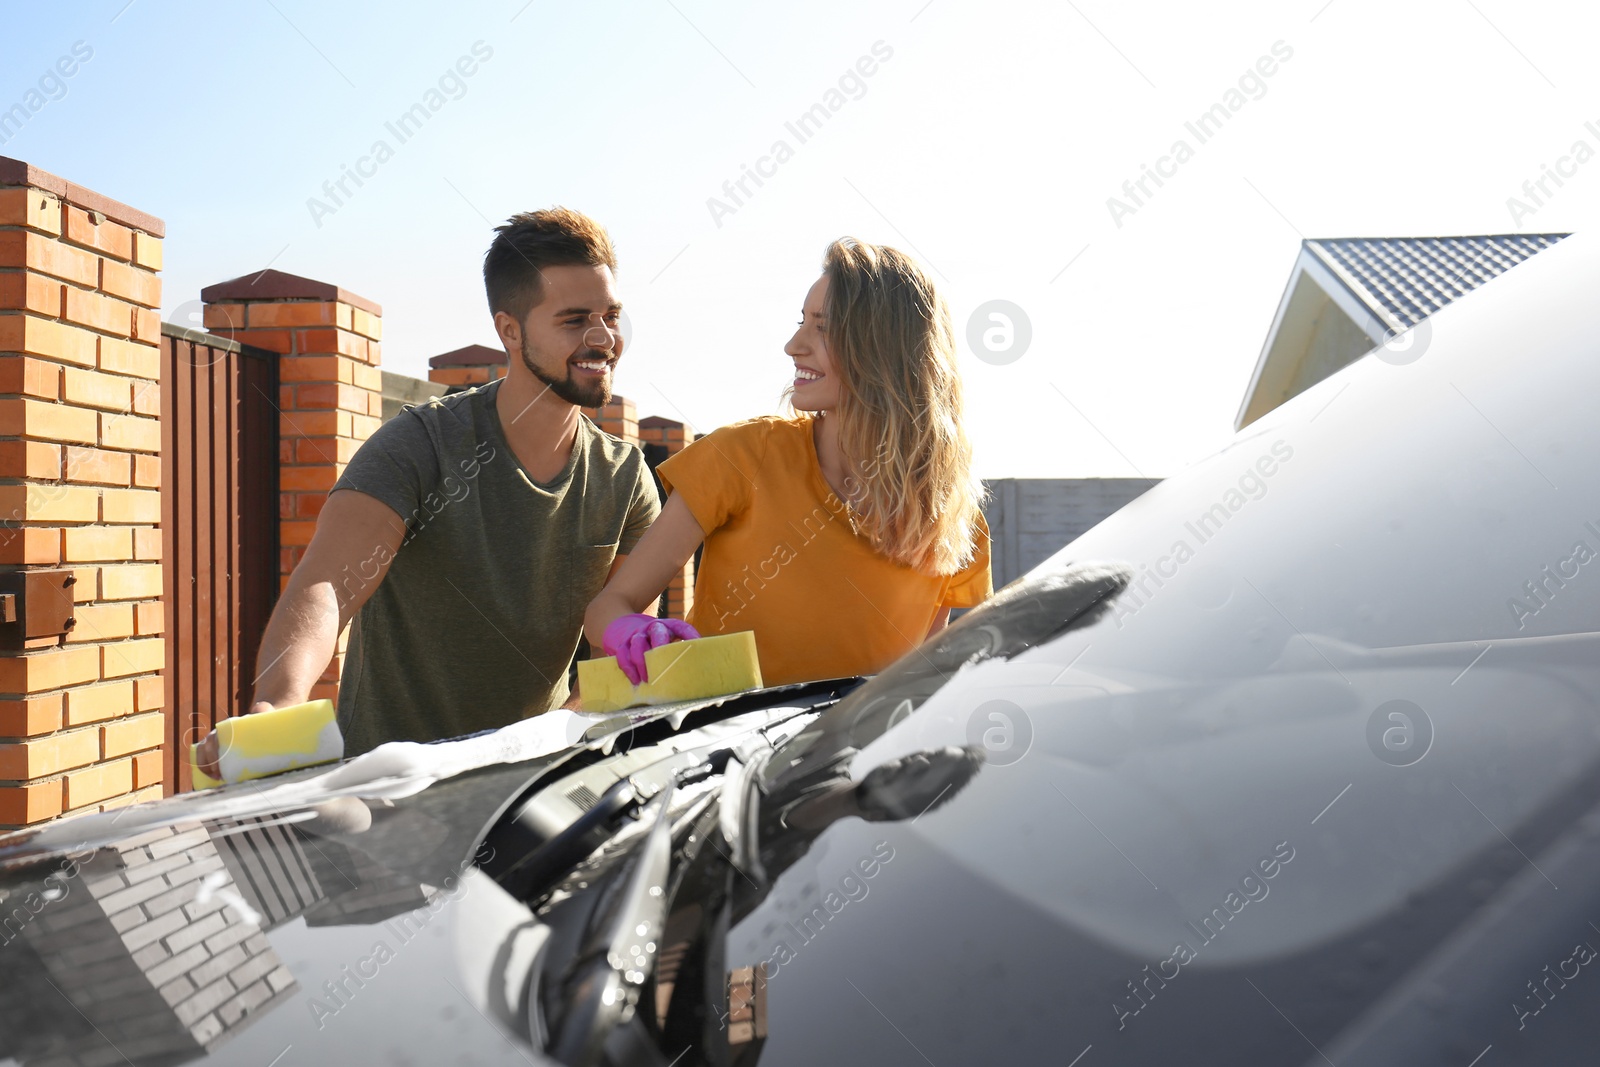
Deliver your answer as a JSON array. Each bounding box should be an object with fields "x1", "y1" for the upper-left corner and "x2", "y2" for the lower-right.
[
  {"x1": 199, "y1": 271, "x2": 382, "y2": 704},
  {"x1": 583, "y1": 395, "x2": 638, "y2": 444},
  {"x1": 0, "y1": 156, "x2": 166, "y2": 827},
  {"x1": 638, "y1": 414, "x2": 694, "y2": 453},
  {"x1": 638, "y1": 415, "x2": 696, "y2": 618},
  {"x1": 427, "y1": 343, "x2": 505, "y2": 389}
]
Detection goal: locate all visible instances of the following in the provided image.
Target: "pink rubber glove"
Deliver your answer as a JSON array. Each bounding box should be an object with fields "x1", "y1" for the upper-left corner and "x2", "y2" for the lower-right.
[{"x1": 602, "y1": 613, "x2": 700, "y2": 685}]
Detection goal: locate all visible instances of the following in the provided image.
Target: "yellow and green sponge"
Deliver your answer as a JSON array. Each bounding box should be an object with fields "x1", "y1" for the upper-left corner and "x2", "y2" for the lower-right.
[{"x1": 189, "y1": 699, "x2": 344, "y2": 789}]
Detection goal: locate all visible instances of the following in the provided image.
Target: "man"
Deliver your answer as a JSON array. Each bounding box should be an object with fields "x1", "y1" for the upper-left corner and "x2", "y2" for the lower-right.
[{"x1": 219, "y1": 207, "x2": 660, "y2": 759}]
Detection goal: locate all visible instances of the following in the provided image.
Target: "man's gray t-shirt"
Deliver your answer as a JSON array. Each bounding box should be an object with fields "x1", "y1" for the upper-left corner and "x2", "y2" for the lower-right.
[{"x1": 330, "y1": 379, "x2": 660, "y2": 755}]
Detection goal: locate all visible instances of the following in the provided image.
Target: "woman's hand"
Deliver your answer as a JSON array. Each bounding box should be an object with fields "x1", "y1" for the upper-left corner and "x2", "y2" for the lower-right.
[{"x1": 603, "y1": 613, "x2": 700, "y2": 685}]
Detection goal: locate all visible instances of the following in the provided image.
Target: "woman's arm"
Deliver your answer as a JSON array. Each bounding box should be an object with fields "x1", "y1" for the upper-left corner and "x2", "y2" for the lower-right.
[
  {"x1": 584, "y1": 493, "x2": 708, "y2": 649},
  {"x1": 925, "y1": 607, "x2": 952, "y2": 638}
]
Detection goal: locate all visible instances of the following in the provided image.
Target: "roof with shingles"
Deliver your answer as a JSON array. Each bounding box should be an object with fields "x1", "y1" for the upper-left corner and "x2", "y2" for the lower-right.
[{"x1": 1303, "y1": 234, "x2": 1569, "y2": 334}]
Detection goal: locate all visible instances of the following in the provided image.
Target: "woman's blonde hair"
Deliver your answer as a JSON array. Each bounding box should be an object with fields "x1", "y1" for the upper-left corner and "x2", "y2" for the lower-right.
[{"x1": 811, "y1": 237, "x2": 984, "y2": 575}]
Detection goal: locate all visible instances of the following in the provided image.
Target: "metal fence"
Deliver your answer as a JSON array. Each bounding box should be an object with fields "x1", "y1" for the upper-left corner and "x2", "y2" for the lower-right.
[{"x1": 983, "y1": 478, "x2": 1162, "y2": 589}]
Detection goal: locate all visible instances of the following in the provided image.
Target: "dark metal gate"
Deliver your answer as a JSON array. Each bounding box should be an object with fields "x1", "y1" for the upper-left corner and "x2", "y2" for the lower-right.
[{"x1": 160, "y1": 324, "x2": 280, "y2": 793}]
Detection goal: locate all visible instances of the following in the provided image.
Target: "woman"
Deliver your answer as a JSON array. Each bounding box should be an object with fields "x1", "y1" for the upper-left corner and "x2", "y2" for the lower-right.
[{"x1": 584, "y1": 237, "x2": 990, "y2": 687}]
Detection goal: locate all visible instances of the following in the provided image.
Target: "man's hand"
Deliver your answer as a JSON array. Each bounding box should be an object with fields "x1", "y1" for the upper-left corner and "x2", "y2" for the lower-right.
[
  {"x1": 194, "y1": 699, "x2": 275, "y2": 782},
  {"x1": 195, "y1": 731, "x2": 222, "y2": 781}
]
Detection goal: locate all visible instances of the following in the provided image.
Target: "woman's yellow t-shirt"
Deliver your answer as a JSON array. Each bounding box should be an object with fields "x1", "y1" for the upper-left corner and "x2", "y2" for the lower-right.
[{"x1": 655, "y1": 415, "x2": 992, "y2": 687}]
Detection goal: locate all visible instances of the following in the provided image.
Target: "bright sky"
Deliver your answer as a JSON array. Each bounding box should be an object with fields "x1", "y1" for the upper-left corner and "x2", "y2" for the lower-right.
[{"x1": 4, "y1": 0, "x2": 1596, "y2": 478}]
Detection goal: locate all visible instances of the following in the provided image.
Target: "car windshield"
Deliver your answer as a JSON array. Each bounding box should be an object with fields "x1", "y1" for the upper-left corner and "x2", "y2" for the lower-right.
[{"x1": 742, "y1": 233, "x2": 1600, "y2": 1059}]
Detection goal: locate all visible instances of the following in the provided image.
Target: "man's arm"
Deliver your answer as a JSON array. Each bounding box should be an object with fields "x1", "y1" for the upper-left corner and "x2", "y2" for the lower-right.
[{"x1": 249, "y1": 489, "x2": 407, "y2": 711}]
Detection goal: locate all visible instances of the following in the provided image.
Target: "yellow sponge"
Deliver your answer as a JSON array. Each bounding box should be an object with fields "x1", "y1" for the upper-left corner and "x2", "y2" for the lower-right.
[
  {"x1": 188, "y1": 699, "x2": 344, "y2": 789},
  {"x1": 579, "y1": 631, "x2": 763, "y2": 713}
]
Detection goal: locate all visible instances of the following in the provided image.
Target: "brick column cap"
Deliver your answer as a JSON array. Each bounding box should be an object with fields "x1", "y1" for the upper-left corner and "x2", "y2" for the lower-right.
[
  {"x1": 639, "y1": 416, "x2": 687, "y2": 431},
  {"x1": 0, "y1": 154, "x2": 165, "y2": 237},
  {"x1": 429, "y1": 343, "x2": 507, "y2": 370},
  {"x1": 201, "y1": 269, "x2": 381, "y2": 316}
]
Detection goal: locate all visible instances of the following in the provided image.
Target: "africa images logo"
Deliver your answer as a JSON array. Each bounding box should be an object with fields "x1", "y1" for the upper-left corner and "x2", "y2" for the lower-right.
[
  {"x1": 1115, "y1": 841, "x2": 1297, "y2": 1030},
  {"x1": 706, "y1": 41, "x2": 895, "y2": 228}
]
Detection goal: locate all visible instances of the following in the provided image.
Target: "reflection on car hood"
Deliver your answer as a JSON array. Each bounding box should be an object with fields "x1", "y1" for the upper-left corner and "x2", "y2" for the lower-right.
[
  {"x1": 0, "y1": 683, "x2": 843, "y2": 1067},
  {"x1": 0, "y1": 756, "x2": 561, "y2": 1067},
  {"x1": 0, "y1": 698, "x2": 760, "y2": 875}
]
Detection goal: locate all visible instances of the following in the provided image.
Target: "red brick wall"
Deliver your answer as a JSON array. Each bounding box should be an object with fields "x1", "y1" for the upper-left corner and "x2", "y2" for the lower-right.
[
  {"x1": 429, "y1": 363, "x2": 505, "y2": 388},
  {"x1": 582, "y1": 394, "x2": 638, "y2": 443},
  {"x1": 638, "y1": 415, "x2": 696, "y2": 619},
  {"x1": 0, "y1": 157, "x2": 167, "y2": 827},
  {"x1": 201, "y1": 273, "x2": 383, "y2": 704},
  {"x1": 427, "y1": 343, "x2": 504, "y2": 390}
]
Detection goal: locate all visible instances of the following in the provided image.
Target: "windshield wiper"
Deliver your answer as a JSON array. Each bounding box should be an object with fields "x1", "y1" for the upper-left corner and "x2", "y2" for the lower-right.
[
  {"x1": 495, "y1": 751, "x2": 736, "y2": 903},
  {"x1": 545, "y1": 778, "x2": 678, "y2": 1065},
  {"x1": 527, "y1": 732, "x2": 815, "y2": 1063},
  {"x1": 497, "y1": 775, "x2": 645, "y2": 901}
]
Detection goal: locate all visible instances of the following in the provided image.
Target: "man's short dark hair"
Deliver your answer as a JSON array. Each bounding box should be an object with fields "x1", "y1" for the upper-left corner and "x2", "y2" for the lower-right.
[{"x1": 483, "y1": 207, "x2": 617, "y2": 322}]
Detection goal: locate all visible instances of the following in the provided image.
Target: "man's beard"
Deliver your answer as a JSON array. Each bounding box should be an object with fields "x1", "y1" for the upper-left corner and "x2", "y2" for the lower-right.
[{"x1": 521, "y1": 335, "x2": 612, "y2": 409}]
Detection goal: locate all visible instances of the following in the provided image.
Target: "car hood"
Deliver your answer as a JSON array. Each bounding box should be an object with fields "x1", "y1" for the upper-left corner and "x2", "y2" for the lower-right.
[{"x1": 714, "y1": 625, "x2": 1600, "y2": 1066}]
